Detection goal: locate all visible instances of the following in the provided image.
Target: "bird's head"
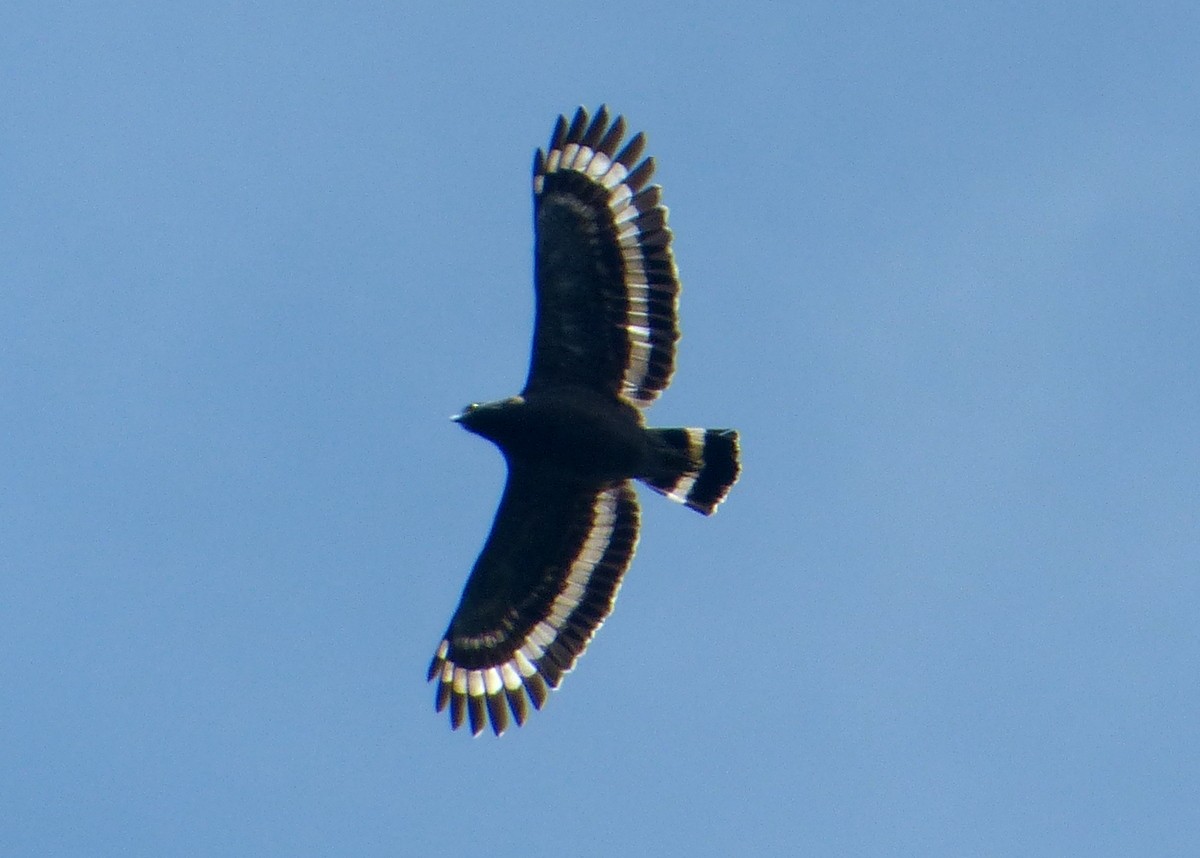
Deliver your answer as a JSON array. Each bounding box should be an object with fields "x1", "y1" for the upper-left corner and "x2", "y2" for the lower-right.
[{"x1": 451, "y1": 396, "x2": 526, "y2": 443}]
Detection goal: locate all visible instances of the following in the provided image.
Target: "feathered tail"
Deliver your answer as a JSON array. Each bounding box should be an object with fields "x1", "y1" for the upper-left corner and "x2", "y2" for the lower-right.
[{"x1": 642, "y1": 428, "x2": 740, "y2": 515}]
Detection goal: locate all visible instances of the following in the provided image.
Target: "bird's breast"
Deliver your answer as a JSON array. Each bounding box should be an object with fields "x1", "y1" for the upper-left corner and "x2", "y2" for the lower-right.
[{"x1": 493, "y1": 392, "x2": 648, "y2": 481}]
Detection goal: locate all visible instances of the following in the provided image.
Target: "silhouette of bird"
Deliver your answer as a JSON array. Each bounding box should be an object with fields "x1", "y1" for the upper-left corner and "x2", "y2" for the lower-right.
[{"x1": 428, "y1": 107, "x2": 740, "y2": 736}]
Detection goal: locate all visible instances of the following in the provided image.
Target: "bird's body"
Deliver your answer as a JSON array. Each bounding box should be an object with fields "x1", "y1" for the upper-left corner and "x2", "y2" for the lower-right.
[
  {"x1": 456, "y1": 391, "x2": 648, "y2": 483},
  {"x1": 429, "y1": 107, "x2": 740, "y2": 736}
]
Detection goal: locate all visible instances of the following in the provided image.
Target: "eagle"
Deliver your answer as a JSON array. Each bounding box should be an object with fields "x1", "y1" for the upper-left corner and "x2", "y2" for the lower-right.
[{"x1": 428, "y1": 106, "x2": 740, "y2": 736}]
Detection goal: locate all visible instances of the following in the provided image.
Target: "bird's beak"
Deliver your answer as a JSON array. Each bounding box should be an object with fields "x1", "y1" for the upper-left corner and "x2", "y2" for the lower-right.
[{"x1": 450, "y1": 411, "x2": 465, "y2": 423}]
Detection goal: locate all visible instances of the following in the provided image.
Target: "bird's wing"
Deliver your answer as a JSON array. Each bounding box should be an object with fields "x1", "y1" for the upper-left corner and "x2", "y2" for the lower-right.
[
  {"x1": 524, "y1": 106, "x2": 681, "y2": 407},
  {"x1": 428, "y1": 466, "x2": 640, "y2": 736}
]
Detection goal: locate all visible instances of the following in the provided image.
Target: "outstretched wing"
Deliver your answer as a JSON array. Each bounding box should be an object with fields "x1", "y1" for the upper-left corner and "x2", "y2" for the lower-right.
[
  {"x1": 428, "y1": 468, "x2": 640, "y2": 736},
  {"x1": 525, "y1": 106, "x2": 681, "y2": 407}
]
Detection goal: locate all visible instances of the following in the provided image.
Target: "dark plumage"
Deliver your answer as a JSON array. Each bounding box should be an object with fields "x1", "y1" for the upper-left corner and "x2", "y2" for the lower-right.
[{"x1": 428, "y1": 107, "x2": 740, "y2": 736}]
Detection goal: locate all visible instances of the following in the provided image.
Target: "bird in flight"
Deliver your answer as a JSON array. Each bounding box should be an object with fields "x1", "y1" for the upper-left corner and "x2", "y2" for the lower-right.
[{"x1": 428, "y1": 106, "x2": 740, "y2": 736}]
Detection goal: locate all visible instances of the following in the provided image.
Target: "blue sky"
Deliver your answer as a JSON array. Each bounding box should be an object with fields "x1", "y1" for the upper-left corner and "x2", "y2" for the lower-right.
[{"x1": 4, "y1": 3, "x2": 1199, "y2": 855}]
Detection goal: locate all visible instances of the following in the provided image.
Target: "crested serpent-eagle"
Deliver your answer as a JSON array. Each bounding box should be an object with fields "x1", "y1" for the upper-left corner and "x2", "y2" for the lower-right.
[{"x1": 428, "y1": 106, "x2": 740, "y2": 736}]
